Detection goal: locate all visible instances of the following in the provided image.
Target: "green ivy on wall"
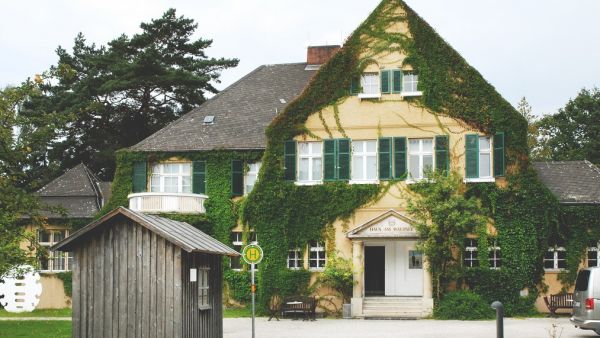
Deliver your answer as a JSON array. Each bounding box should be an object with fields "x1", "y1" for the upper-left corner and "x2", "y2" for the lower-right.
[{"x1": 99, "y1": 0, "x2": 599, "y2": 316}]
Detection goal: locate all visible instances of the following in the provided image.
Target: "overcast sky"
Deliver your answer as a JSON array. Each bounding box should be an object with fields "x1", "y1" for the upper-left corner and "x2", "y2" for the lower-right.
[{"x1": 2, "y1": 0, "x2": 599, "y2": 117}]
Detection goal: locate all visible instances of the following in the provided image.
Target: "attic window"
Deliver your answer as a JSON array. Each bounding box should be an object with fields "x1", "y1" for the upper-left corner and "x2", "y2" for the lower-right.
[{"x1": 203, "y1": 116, "x2": 215, "y2": 125}]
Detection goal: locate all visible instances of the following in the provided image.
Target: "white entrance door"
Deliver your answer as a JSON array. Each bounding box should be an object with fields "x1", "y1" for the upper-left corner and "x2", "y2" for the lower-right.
[{"x1": 384, "y1": 240, "x2": 423, "y2": 296}]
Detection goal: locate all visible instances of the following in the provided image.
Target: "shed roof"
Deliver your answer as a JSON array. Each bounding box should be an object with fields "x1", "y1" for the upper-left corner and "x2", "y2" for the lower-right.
[
  {"x1": 51, "y1": 207, "x2": 240, "y2": 256},
  {"x1": 533, "y1": 160, "x2": 600, "y2": 204},
  {"x1": 129, "y1": 63, "x2": 317, "y2": 152}
]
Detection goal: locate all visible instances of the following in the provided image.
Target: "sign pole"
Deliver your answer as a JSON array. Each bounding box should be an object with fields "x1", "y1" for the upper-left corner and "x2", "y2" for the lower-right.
[
  {"x1": 251, "y1": 262, "x2": 255, "y2": 338},
  {"x1": 242, "y1": 244, "x2": 263, "y2": 338}
]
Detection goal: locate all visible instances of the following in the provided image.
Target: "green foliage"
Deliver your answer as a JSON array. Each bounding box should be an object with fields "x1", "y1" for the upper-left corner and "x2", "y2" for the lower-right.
[
  {"x1": 318, "y1": 255, "x2": 354, "y2": 303},
  {"x1": 537, "y1": 88, "x2": 600, "y2": 164},
  {"x1": 224, "y1": 270, "x2": 251, "y2": 303},
  {"x1": 464, "y1": 268, "x2": 538, "y2": 317},
  {"x1": 55, "y1": 272, "x2": 72, "y2": 297},
  {"x1": 558, "y1": 205, "x2": 600, "y2": 287},
  {"x1": 434, "y1": 290, "x2": 495, "y2": 320},
  {"x1": 407, "y1": 171, "x2": 487, "y2": 300},
  {"x1": 0, "y1": 84, "x2": 51, "y2": 279},
  {"x1": 22, "y1": 9, "x2": 238, "y2": 179}
]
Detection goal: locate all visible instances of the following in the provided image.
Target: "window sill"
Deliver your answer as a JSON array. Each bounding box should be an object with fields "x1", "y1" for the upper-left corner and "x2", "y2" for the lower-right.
[
  {"x1": 295, "y1": 181, "x2": 323, "y2": 186},
  {"x1": 401, "y1": 91, "x2": 423, "y2": 97},
  {"x1": 349, "y1": 180, "x2": 379, "y2": 185},
  {"x1": 309, "y1": 268, "x2": 325, "y2": 272},
  {"x1": 288, "y1": 267, "x2": 303, "y2": 270},
  {"x1": 544, "y1": 269, "x2": 567, "y2": 273},
  {"x1": 198, "y1": 305, "x2": 212, "y2": 311},
  {"x1": 405, "y1": 178, "x2": 431, "y2": 185},
  {"x1": 358, "y1": 93, "x2": 381, "y2": 100},
  {"x1": 464, "y1": 177, "x2": 495, "y2": 183}
]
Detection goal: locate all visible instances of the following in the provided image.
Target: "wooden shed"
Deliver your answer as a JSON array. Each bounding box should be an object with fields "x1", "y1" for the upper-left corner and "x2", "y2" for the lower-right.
[{"x1": 51, "y1": 207, "x2": 239, "y2": 338}]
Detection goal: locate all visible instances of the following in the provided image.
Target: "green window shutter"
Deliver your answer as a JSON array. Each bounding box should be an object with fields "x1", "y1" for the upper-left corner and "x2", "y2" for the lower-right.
[
  {"x1": 323, "y1": 139, "x2": 336, "y2": 181},
  {"x1": 283, "y1": 141, "x2": 296, "y2": 181},
  {"x1": 192, "y1": 161, "x2": 206, "y2": 194},
  {"x1": 337, "y1": 139, "x2": 351, "y2": 180},
  {"x1": 378, "y1": 138, "x2": 392, "y2": 180},
  {"x1": 392, "y1": 70, "x2": 403, "y2": 94},
  {"x1": 435, "y1": 135, "x2": 450, "y2": 175},
  {"x1": 231, "y1": 160, "x2": 244, "y2": 197},
  {"x1": 465, "y1": 135, "x2": 479, "y2": 179},
  {"x1": 350, "y1": 77, "x2": 360, "y2": 95},
  {"x1": 493, "y1": 132, "x2": 505, "y2": 177},
  {"x1": 381, "y1": 70, "x2": 391, "y2": 94},
  {"x1": 132, "y1": 161, "x2": 147, "y2": 193},
  {"x1": 393, "y1": 137, "x2": 407, "y2": 179}
]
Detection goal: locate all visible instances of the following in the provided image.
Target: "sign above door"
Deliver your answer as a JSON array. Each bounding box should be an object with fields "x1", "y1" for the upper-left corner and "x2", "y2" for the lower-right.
[{"x1": 347, "y1": 210, "x2": 418, "y2": 239}]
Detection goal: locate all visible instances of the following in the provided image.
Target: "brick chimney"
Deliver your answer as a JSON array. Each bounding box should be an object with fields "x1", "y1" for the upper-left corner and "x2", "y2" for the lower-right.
[{"x1": 307, "y1": 45, "x2": 341, "y2": 65}]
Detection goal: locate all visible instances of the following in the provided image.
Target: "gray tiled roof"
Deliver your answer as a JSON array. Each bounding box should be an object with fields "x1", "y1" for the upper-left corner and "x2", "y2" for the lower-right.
[
  {"x1": 533, "y1": 160, "x2": 600, "y2": 204},
  {"x1": 35, "y1": 163, "x2": 111, "y2": 218},
  {"x1": 51, "y1": 207, "x2": 239, "y2": 257},
  {"x1": 129, "y1": 63, "x2": 317, "y2": 152}
]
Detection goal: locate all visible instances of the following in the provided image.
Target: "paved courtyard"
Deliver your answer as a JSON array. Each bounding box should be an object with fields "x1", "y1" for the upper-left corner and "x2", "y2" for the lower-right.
[{"x1": 224, "y1": 317, "x2": 598, "y2": 338}]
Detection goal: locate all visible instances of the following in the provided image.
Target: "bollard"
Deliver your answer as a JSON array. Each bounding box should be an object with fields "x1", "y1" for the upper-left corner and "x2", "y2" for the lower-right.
[{"x1": 491, "y1": 301, "x2": 504, "y2": 338}]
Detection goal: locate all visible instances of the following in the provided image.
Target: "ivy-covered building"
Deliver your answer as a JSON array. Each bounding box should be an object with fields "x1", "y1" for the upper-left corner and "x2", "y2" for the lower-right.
[{"x1": 103, "y1": 0, "x2": 599, "y2": 318}]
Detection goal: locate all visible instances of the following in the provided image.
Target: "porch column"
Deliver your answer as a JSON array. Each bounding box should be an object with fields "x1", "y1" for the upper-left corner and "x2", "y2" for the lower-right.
[
  {"x1": 422, "y1": 257, "x2": 434, "y2": 316},
  {"x1": 351, "y1": 240, "x2": 364, "y2": 317}
]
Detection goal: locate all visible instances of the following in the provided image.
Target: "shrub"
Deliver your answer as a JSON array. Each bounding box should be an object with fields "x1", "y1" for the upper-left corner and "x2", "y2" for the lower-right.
[
  {"x1": 464, "y1": 268, "x2": 537, "y2": 317},
  {"x1": 318, "y1": 255, "x2": 354, "y2": 303},
  {"x1": 224, "y1": 270, "x2": 251, "y2": 303},
  {"x1": 434, "y1": 290, "x2": 495, "y2": 320}
]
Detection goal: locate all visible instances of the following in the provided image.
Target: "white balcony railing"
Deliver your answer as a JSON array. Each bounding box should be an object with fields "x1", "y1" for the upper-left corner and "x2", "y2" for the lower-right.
[{"x1": 128, "y1": 192, "x2": 208, "y2": 214}]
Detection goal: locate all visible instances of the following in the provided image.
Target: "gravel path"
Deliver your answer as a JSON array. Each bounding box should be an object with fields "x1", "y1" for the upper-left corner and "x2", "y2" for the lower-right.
[{"x1": 224, "y1": 317, "x2": 598, "y2": 338}]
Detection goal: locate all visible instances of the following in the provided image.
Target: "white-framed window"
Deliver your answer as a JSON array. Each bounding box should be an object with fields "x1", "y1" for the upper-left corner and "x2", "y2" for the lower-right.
[
  {"x1": 479, "y1": 137, "x2": 492, "y2": 178},
  {"x1": 287, "y1": 248, "x2": 304, "y2": 270},
  {"x1": 544, "y1": 247, "x2": 566, "y2": 270},
  {"x1": 298, "y1": 142, "x2": 322, "y2": 183},
  {"x1": 408, "y1": 138, "x2": 434, "y2": 180},
  {"x1": 309, "y1": 241, "x2": 326, "y2": 270},
  {"x1": 230, "y1": 232, "x2": 243, "y2": 270},
  {"x1": 402, "y1": 72, "x2": 419, "y2": 93},
  {"x1": 463, "y1": 238, "x2": 479, "y2": 268},
  {"x1": 588, "y1": 241, "x2": 599, "y2": 267},
  {"x1": 244, "y1": 162, "x2": 261, "y2": 194},
  {"x1": 38, "y1": 230, "x2": 72, "y2": 272},
  {"x1": 488, "y1": 239, "x2": 501, "y2": 269},
  {"x1": 198, "y1": 267, "x2": 211, "y2": 310},
  {"x1": 360, "y1": 73, "x2": 380, "y2": 95},
  {"x1": 150, "y1": 162, "x2": 192, "y2": 193},
  {"x1": 351, "y1": 140, "x2": 378, "y2": 182}
]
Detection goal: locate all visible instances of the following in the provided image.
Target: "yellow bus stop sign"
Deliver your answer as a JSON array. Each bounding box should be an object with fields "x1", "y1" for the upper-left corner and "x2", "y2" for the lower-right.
[{"x1": 242, "y1": 244, "x2": 263, "y2": 265}]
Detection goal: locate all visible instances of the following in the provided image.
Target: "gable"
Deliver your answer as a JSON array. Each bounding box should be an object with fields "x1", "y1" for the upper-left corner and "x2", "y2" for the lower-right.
[{"x1": 347, "y1": 210, "x2": 418, "y2": 238}]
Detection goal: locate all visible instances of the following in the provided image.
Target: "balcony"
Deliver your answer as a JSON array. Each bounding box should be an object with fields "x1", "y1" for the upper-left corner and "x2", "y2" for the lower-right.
[{"x1": 127, "y1": 192, "x2": 208, "y2": 214}]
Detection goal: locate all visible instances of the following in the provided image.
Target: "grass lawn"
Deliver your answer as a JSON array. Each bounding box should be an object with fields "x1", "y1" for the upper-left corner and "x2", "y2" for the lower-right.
[
  {"x1": 0, "y1": 321, "x2": 71, "y2": 338},
  {"x1": 0, "y1": 309, "x2": 72, "y2": 318},
  {"x1": 224, "y1": 306, "x2": 254, "y2": 318}
]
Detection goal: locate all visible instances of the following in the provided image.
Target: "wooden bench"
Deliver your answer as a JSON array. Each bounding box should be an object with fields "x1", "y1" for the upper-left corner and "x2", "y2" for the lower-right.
[
  {"x1": 281, "y1": 296, "x2": 316, "y2": 321},
  {"x1": 543, "y1": 293, "x2": 574, "y2": 316}
]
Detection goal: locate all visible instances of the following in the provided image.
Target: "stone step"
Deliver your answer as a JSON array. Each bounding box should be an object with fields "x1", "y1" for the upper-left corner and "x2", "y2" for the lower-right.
[
  {"x1": 363, "y1": 310, "x2": 424, "y2": 319},
  {"x1": 364, "y1": 305, "x2": 422, "y2": 307}
]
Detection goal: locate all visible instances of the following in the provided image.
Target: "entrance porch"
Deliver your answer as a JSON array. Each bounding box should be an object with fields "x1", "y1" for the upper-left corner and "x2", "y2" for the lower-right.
[{"x1": 347, "y1": 210, "x2": 434, "y2": 318}]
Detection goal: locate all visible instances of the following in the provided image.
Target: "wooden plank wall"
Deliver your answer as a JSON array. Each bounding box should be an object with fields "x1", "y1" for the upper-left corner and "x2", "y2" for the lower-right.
[
  {"x1": 182, "y1": 252, "x2": 223, "y2": 338},
  {"x1": 72, "y1": 219, "x2": 184, "y2": 338}
]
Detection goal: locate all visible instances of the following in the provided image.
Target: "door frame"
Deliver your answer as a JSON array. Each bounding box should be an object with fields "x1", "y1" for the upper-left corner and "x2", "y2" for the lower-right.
[{"x1": 363, "y1": 239, "x2": 422, "y2": 297}]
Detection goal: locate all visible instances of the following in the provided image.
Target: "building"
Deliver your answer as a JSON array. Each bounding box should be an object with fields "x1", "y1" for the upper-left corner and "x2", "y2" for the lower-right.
[
  {"x1": 22, "y1": 163, "x2": 110, "y2": 309},
  {"x1": 51, "y1": 207, "x2": 239, "y2": 338},
  {"x1": 102, "y1": 0, "x2": 599, "y2": 319},
  {"x1": 533, "y1": 160, "x2": 600, "y2": 313}
]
